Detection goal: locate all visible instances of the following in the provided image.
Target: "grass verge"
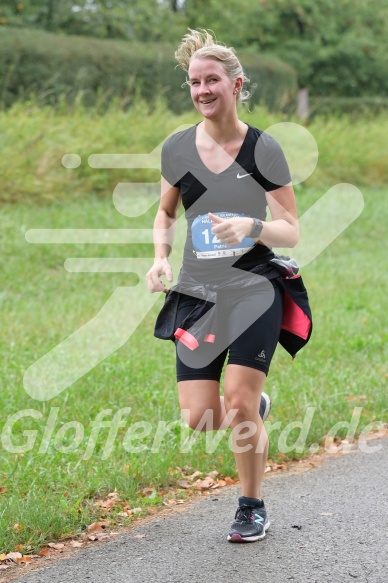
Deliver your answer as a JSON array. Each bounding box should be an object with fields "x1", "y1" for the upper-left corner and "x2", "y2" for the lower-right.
[{"x1": 0, "y1": 185, "x2": 387, "y2": 554}]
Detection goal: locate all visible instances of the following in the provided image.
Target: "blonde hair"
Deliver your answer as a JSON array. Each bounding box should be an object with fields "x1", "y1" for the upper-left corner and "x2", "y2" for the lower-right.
[{"x1": 175, "y1": 29, "x2": 250, "y2": 104}]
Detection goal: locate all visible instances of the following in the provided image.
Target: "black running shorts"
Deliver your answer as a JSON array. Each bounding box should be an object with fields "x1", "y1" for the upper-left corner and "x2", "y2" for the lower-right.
[{"x1": 175, "y1": 282, "x2": 283, "y2": 382}]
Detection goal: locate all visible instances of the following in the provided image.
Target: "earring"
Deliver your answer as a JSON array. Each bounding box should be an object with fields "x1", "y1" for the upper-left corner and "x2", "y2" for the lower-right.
[{"x1": 233, "y1": 89, "x2": 238, "y2": 94}]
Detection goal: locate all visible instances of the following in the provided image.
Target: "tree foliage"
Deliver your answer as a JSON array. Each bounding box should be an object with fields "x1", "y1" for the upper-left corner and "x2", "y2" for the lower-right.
[{"x1": 1, "y1": 0, "x2": 387, "y2": 96}]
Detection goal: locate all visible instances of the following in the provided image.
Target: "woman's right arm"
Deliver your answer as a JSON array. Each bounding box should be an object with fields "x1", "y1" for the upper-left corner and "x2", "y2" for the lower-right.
[{"x1": 146, "y1": 177, "x2": 181, "y2": 293}]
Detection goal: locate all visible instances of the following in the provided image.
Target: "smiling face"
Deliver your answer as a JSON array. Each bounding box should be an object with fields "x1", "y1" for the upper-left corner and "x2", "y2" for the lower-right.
[{"x1": 188, "y1": 57, "x2": 241, "y2": 121}]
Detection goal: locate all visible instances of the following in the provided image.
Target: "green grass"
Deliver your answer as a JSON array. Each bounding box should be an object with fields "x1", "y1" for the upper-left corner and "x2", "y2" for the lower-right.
[
  {"x1": 0, "y1": 185, "x2": 387, "y2": 553},
  {"x1": 0, "y1": 99, "x2": 387, "y2": 204}
]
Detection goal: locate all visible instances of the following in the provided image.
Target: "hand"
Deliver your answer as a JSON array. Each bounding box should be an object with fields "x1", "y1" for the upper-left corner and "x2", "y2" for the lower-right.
[
  {"x1": 146, "y1": 258, "x2": 173, "y2": 293},
  {"x1": 208, "y1": 212, "x2": 254, "y2": 246}
]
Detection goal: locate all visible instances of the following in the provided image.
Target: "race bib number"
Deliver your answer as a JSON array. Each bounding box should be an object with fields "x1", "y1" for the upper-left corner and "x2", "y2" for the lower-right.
[{"x1": 191, "y1": 212, "x2": 255, "y2": 259}]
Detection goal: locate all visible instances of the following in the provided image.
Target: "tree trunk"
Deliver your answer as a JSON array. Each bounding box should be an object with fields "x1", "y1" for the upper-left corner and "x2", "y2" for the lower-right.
[
  {"x1": 297, "y1": 88, "x2": 309, "y2": 119},
  {"x1": 45, "y1": 0, "x2": 55, "y2": 31}
]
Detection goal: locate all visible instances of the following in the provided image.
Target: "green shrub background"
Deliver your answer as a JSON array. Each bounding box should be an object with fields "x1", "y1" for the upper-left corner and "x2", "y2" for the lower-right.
[{"x1": 0, "y1": 26, "x2": 297, "y2": 113}]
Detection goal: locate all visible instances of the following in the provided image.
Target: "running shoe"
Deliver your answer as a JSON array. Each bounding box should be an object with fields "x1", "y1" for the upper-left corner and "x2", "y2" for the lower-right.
[
  {"x1": 227, "y1": 499, "x2": 270, "y2": 542},
  {"x1": 259, "y1": 391, "x2": 271, "y2": 422}
]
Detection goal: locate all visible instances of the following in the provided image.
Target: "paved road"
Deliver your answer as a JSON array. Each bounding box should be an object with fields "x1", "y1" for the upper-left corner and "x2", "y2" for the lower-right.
[{"x1": 13, "y1": 437, "x2": 388, "y2": 583}]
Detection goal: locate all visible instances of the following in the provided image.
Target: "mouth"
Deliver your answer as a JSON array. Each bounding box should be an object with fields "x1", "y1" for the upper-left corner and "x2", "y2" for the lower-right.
[{"x1": 199, "y1": 98, "x2": 217, "y2": 105}]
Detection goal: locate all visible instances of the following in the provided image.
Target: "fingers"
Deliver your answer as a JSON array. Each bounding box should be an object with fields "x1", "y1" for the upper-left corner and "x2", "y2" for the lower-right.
[
  {"x1": 209, "y1": 213, "x2": 227, "y2": 237},
  {"x1": 209, "y1": 216, "x2": 232, "y2": 243},
  {"x1": 146, "y1": 264, "x2": 173, "y2": 293},
  {"x1": 208, "y1": 212, "x2": 223, "y2": 224},
  {"x1": 164, "y1": 265, "x2": 173, "y2": 282},
  {"x1": 146, "y1": 274, "x2": 164, "y2": 293},
  {"x1": 210, "y1": 216, "x2": 252, "y2": 245}
]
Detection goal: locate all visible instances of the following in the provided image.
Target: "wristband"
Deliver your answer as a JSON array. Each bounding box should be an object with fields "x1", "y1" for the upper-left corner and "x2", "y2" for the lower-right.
[{"x1": 250, "y1": 218, "x2": 263, "y2": 239}]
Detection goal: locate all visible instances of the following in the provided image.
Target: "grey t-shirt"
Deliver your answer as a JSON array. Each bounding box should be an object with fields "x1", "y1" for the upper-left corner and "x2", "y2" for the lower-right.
[{"x1": 161, "y1": 124, "x2": 291, "y2": 284}]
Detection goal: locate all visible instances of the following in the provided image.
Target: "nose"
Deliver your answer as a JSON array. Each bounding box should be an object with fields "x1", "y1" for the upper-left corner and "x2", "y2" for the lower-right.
[{"x1": 197, "y1": 81, "x2": 211, "y2": 94}]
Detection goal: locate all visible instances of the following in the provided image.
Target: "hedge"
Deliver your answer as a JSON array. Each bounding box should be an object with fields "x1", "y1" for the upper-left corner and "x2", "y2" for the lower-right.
[
  {"x1": 0, "y1": 26, "x2": 297, "y2": 113},
  {"x1": 308, "y1": 96, "x2": 388, "y2": 119}
]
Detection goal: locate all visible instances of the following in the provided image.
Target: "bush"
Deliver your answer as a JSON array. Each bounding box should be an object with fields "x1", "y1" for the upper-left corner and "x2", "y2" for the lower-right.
[
  {"x1": 308, "y1": 96, "x2": 388, "y2": 120},
  {"x1": 0, "y1": 26, "x2": 297, "y2": 113}
]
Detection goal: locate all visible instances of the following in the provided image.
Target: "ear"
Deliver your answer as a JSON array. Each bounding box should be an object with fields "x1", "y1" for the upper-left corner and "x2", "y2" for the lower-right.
[{"x1": 234, "y1": 76, "x2": 243, "y2": 94}]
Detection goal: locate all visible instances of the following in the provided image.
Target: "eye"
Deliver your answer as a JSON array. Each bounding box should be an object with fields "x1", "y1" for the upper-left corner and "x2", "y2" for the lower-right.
[
  {"x1": 189, "y1": 80, "x2": 199, "y2": 86},
  {"x1": 209, "y1": 77, "x2": 218, "y2": 83}
]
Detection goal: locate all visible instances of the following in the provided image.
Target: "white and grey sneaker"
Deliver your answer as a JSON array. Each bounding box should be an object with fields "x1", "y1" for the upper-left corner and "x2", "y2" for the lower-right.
[
  {"x1": 228, "y1": 498, "x2": 270, "y2": 542},
  {"x1": 259, "y1": 392, "x2": 271, "y2": 422}
]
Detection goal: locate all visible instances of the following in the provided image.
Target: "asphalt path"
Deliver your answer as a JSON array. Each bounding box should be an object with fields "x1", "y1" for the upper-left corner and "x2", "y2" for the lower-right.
[{"x1": 12, "y1": 437, "x2": 388, "y2": 583}]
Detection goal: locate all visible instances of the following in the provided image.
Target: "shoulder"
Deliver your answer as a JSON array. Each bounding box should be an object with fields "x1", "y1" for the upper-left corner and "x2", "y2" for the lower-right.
[
  {"x1": 247, "y1": 125, "x2": 282, "y2": 151},
  {"x1": 162, "y1": 125, "x2": 196, "y2": 152}
]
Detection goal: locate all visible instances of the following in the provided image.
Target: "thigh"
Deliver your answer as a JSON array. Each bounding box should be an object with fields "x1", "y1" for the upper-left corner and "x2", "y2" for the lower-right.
[
  {"x1": 178, "y1": 377, "x2": 220, "y2": 413},
  {"x1": 175, "y1": 294, "x2": 228, "y2": 382},
  {"x1": 227, "y1": 283, "x2": 283, "y2": 375}
]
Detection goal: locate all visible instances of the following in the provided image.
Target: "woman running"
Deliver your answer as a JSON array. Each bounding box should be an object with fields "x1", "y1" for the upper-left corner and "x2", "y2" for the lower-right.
[{"x1": 147, "y1": 29, "x2": 307, "y2": 543}]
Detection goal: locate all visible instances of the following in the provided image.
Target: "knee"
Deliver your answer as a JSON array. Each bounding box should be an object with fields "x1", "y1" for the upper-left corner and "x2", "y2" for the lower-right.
[
  {"x1": 224, "y1": 392, "x2": 257, "y2": 426},
  {"x1": 181, "y1": 407, "x2": 218, "y2": 431}
]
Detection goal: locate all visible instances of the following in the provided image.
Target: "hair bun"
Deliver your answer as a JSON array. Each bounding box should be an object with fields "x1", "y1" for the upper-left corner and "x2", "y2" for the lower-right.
[
  {"x1": 174, "y1": 28, "x2": 250, "y2": 104},
  {"x1": 175, "y1": 28, "x2": 215, "y2": 72}
]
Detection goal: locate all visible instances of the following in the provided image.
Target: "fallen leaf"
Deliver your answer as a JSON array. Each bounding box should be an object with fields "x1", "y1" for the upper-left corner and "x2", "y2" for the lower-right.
[
  {"x1": 189, "y1": 471, "x2": 202, "y2": 481},
  {"x1": 6, "y1": 552, "x2": 22, "y2": 560},
  {"x1": 264, "y1": 466, "x2": 272, "y2": 473},
  {"x1": 0, "y1": 487, "x2": 7, "y2": 494},
  {"x1": 38, "y1": 549, "x2": 50, "y2": 557},
  {"x1": 15, "y1": 556, "x2": 32, "y2": 564},
  {"x1": 224, "y1": 476, "x2": 239, "y2": 484},
  {"x1": 48, "y1": 543, "x2": 64, "y2": 550},
  {"x1": 87, "y1": 522, "x2": 104, "y2": 533},
  {"x1": 108, "y1": 490, "x2": 120, "y2": 500},
  {"x1": 141, "y1": 487, "x2": 156, "y2": 497},
  {"x1": 195, "y1": 477, "x2": 214, "y2": 490},
  {"x1": 163, "y1": 499, "x2": 177, "y2": 506},
  {"x1": 87, "y1": 535, "x2": 98, "y2": 541},
  {"x1": 94, "y1": 498, "x2": 116, "y2": 509},
  {"x1": 0, "y1": 554, "x2": 7, "y2": 561},
  {"x1": 70, "y1": 541, "x2": 83, "y2": 548},
  {"x1": 0, "y1": 564, "x2": 11, "y2": 570},
  {"x1": 208, "y1": 471, "x2": 219, "y2": 478},
  {"x1": 217, "y1": 480, "x2": 226, "y2": 487},
  {"x1": 133, "y1": 534, "x2": 146, "y2": 539},
  {"x1": 177, "y1": 480, "x2": 192, "y2": 489},
  {"x1": 15, "y1": 544, "x2": 24, "y2": 552}
]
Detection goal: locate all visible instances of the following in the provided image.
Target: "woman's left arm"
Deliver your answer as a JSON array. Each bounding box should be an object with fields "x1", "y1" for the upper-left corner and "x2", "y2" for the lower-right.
[
  {"x1": 209, "y1": 182, "x2": 299, "y2": 248},
  {"x1": 258, "y1": 182, "x2": 299, "y2": 248}
]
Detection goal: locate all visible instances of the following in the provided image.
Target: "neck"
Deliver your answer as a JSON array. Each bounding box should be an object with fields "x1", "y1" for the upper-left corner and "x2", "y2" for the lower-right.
[{"x1": 200, "y1": 113, "x2": 246, "y2": 144}]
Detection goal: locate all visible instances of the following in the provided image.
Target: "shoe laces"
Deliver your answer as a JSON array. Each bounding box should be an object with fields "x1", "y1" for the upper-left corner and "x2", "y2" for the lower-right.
[{"x1": 235, "y1": 505, "x2": 254, "y2": 522}]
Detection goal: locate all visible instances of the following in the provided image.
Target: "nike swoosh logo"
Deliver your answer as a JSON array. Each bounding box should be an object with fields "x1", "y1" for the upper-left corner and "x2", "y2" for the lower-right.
[{"x1": 236, "y1": 172, "x2": 253, "y2": 179}]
